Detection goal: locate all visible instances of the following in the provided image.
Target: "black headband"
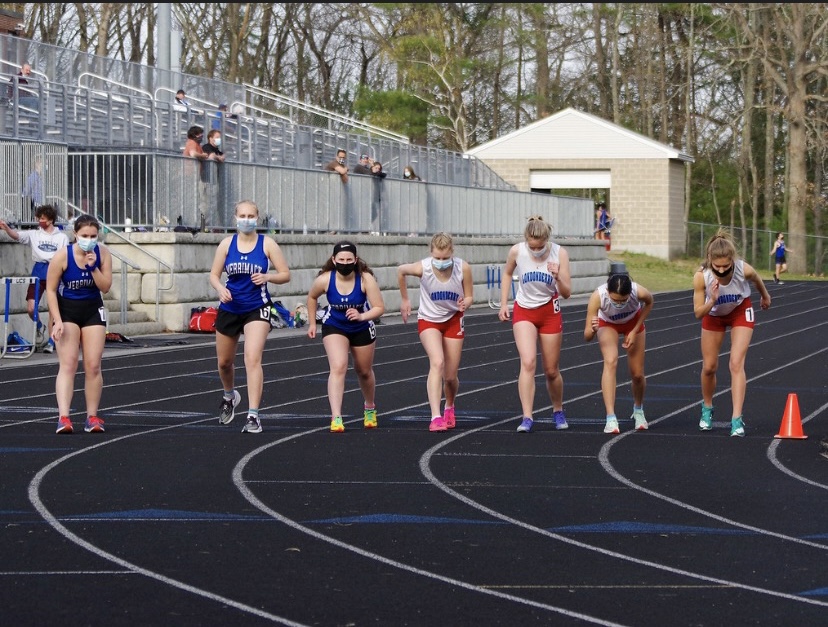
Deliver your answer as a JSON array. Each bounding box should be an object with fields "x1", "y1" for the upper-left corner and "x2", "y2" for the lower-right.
[{"x1": 333, "y1": 242, "x2": 357, "y2": 256}]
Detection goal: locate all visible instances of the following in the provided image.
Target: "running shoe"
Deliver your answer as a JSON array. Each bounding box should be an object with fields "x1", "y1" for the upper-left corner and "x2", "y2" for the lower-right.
[
  {"x1": 218, "y1": 390, "x2": 241, "y2": 425},
  {"x1": 363, "y1": 408, "x2": 377, "y2": 429},
  {"x1": 56, "y1": 416, "x2": 73, "y2": 434},
  {"x1": 35, "y1": 324, "x2": 45, "y2": 347},
  {"x1": 443, "y1": 406, "x2": 456, "y2": 429},
  {"x1": 42, "y1": 339, "x2": 55, "y2": 354},
  {"x1": 330, "y1": 416, "x2": 345, "y2": 433},
  {"x1": 604, "y1": 417, "x2": 620, "y2": 434},
  {"x1": 632, "y1": 408, "x2": 648, "y2": 431},
  {"x1": 242, "y1": 414, "x2": 262, "y2": 433},
  {"x1": 516, "y1": 417, "x2": 533, "y2": 433},
  {"x1": 699, "y1": 404, "x2": 714, "y2": 431},
  {"x1": 777, "y1": 280, "x2": 785, "y2": 285},
  {"x1": 429, "y1": 416, "x2": 447, "y2": 432},
  {"x1": 553, "y1": 410, "x2": 568, "y2": 430},
  {"x1": 773, "y1": 274, "x2": 779, "y2": 284},
  {"x1": 730, "y1": 416, "x2": 745, "y2": 437},
  {"x1": 84, "y1": 416, "x2": 105, "y2": 433}
]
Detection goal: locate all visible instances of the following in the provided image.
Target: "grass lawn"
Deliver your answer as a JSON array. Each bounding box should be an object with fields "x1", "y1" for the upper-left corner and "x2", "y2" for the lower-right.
[{"x1": 606, "y1": 250, "x2": 825, "y2": 294}]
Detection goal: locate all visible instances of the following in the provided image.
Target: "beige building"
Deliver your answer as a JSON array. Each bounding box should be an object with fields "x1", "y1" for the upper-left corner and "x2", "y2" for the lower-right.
[{"x1": 466, "y1": 108, "x2": 694, "y2": 260}]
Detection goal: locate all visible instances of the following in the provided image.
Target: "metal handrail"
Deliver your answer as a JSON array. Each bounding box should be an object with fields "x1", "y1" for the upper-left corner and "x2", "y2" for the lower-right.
[
  {"x1": 67, "y1": 204, "x2": 175, "y2": 323},
  {"x1": 243, "y1": 83, "x2": 410, "y2": 143},
  {"x1": 76, "y1": 72, "x2": 152, "y2": 101}
]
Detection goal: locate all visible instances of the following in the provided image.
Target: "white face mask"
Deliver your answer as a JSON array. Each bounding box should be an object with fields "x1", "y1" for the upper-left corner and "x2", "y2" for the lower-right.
[
  {"x1": 236, "y1": 218, "x2": 257, "y2": 233},
  {"x1": 214, "y1": 137, "x2": 221, "y2": 147},
  {"x1": 529, "y1": 245, "x2": 547, "y2": 259},
  {"x1": 432, "y1": 258, "x2": 453, "y2": 271},
  {"x1": 77, "y1": 236, "x2": 97, "y2": 252}
]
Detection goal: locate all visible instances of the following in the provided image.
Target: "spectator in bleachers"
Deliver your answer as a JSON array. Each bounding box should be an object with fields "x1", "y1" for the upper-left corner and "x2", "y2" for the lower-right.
[
  {"x1": 402, "y1": 165, "x2": 422, "y2": 181},
  {"x1": 173, "y1": 89, "x2": 190, "y2": 112},
  {"x1": 211, "y1": 103, "x2": 237, "y2": 131},
  {"x1": 22, "y1": 156, "x2": 45, "y2": 212},
  {"x1": 14, "y1": 62, "x2": 40, "y2": 111},
  {"x1": 324, "y1": 148, "x2": 349, "y2": 183},
  {"x1": 353, "y1": 154, "x2": 373, "y2": 175},
  {"x1": 202, "y1": 129, "x2": 226, "y2": 163},
  {"x1": 370, "y1": 161, "x2": 386, "y2": 179}
]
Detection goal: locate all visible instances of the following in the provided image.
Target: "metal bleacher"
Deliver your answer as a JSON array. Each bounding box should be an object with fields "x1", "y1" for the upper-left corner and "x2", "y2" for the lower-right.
[{"x1": 0, "y1": 34, "x2": 513, "y2": 190}]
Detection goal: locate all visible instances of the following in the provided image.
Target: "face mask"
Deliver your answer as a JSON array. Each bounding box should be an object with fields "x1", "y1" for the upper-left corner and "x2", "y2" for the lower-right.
[
  {"x1": 337, "y1": 158, "x2": 345, "y2": 165},
  {"x1": 529, "y1": 246, "x2": 548, "y2": 259},
  {"x1": 432, "y1": 258, "x2": 453, "y2": 271},
  {"x1": 77, "y1": 236, "x2": 97, "y2": 252},
  {"x1": 236, "y1": 218, "x2": 257, "y2": 233},
  {"x1": 610, "y1": 298, "x2": 628, "y2": 310},
  {"x1": 214, "y1": 137, "x2": 221, "y2": 147},
  {"x1": 335, "y1": 262, "x2": 356, "y2": 276},
  {"x1": 404, "y1": 171, "x2": 411, "y2": 177},
  {"x1": 711, "y1": 265, "x2": 733, "y2": 278}
]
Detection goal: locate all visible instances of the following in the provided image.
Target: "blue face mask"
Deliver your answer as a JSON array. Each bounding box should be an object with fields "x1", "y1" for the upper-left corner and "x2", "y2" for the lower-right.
[
  {"x1": 77, "y1": 236, "x2": 97, "y2": 252},
  {"x1": 236, "y1": 218, "x2": 257, "y2": 233},
  {"x1": 610, "y1": 298, "x2": 629, "y2": 310},
  {"x1": 432, "y1": 258, "x2": 453, "y2": 271}
]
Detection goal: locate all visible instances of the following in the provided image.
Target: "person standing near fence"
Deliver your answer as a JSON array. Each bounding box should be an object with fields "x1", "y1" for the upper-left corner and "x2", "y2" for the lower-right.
[
  {"x1": 0, "y1": 204, "x2": 68, "y2": 353},
  {"x1": 693, "y1": 229, "x2": 771, "y2": 437},
  {"x1": 398, "y1": 232, "x2": 474, "y2": 432},
  {"x1": 583, "y1": 272, "x2": 654, "y2": 434},
  {"x1": 306, "y1": 241, "x2": 385, "y2": 433},
  {"x1": 210, "y1": 200, "x2": 291, "y2": 434},
  {"x1": 498, "y1": 215, "x2": 572, "y2": 433},
  {"x1": 45, "y1": 214, "x2": 112, "y2": 434}
]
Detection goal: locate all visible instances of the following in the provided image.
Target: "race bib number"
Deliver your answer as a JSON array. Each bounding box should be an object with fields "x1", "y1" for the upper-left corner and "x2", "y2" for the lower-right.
[
  {"x1": 744, "y1": 307, "x2": 754, "y2": 323},
  {"x1": 552, "y1": 297, "x2": 561, "y2": 314}
]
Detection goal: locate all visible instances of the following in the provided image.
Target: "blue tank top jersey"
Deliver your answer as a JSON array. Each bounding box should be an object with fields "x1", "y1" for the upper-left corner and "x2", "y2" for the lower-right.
[
  {"x1": 321, "y1": 270, "x2": 370, "y2": 333},
  {"x1": 220, "y1": 234, "x2": 272, "y2": 314},
  {"x1": 58, "y1": 244, "x2": 102, "y2": 301}
]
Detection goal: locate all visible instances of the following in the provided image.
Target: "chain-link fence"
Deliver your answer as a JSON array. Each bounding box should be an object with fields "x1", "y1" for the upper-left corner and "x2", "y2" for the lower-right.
[{"x1": 686, "y1": 221, "x2": 827, "y2": 277}]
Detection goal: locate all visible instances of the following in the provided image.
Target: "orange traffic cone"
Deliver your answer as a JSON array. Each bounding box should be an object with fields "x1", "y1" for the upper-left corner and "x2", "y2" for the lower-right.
[{"x1": 774, "y1": 393, "x2": 808, "y2": 439}]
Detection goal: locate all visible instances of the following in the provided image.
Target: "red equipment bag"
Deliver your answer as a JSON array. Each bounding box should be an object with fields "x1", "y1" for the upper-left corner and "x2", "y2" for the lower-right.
[{"x1": 189, "y1": 306, "x2": 218, "y2": 333}]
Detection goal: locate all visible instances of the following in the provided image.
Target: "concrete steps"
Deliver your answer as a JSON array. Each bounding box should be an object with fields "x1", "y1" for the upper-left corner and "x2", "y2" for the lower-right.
[{"x1": 104, "y1": 297, "x2": 166, "y2": 337}]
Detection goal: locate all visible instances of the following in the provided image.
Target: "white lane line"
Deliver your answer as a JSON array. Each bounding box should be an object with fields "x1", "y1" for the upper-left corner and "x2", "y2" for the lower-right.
[
  {"x1": 27, "y1": 422, "x2": 309, "y2": 626},
  {"x1": 766, "y1": 399, "x2": 828, "y2": 490},
  {"x1": 232, "y1": 439, "x2": 630, "y2": 627},
  {"x1": 418, "y1": 420, "x2": 828, "y2": 608}
]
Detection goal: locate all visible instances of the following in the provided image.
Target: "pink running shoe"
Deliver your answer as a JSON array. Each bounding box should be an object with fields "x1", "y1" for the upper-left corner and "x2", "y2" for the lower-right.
[
  {"x1": 429, "y1": 416, "x2": 447, "y2": 432},
  {"x1": 443, "y1": 406, "x2": 456, "y2": 429}
]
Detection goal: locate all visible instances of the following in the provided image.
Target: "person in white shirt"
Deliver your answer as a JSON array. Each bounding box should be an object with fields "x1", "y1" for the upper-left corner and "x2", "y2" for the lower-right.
[
  {"x1": 584, "y1": 273, "x2": 654, "y2": 434},
  {"x1": 693, "y1": 229, "x2": 771, "y2": 437},
  {"x1": 498, "y1": 215, "x2": 571, "y2": 433},
  {"x1": 0, "y1": 204, "x2": 68, "y2": 352},
  {"x1": 398, "y1": 232, "x2": 473, "y2": 432}
]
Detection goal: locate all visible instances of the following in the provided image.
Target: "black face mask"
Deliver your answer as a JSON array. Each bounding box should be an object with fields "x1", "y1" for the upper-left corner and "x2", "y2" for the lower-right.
[
  {"x1": 335, "y1": 262, "x2": 356, "y2": 276},
  {"x1": 711, "y1": 265, "x2": 733, "y2": 278}
]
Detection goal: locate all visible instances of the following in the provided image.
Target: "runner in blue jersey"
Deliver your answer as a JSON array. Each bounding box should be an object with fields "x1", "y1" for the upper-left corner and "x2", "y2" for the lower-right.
[
  {"x1": 306, "y1": 241, "x2": 385, "y2": 433},
  {"x1": 45, "y1": 214, "x2": 113, "y2": 434},
  {"x1": 209, "y1": 200, "x2": 290, "y2": 433},
  {"x1": 769, "y1": 232, "x2": 792, "y2": 284}
]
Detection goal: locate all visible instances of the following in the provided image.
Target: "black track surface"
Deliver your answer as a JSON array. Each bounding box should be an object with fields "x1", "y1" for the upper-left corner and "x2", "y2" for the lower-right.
[{"x1": 2, "y1": 281, "x2": 826, "y2": 626}]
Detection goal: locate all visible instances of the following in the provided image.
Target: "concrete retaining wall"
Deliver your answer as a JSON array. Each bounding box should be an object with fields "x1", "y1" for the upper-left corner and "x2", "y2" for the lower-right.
[{"x1": 2, "y1": 232, "x2": 610, "y2": 334}]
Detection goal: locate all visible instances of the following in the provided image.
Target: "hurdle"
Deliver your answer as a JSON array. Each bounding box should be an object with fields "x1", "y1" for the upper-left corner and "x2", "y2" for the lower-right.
[
  {"x1": 1, "y1": 276, "x2": 40, "y2": 359},
  {"x1": 486, "y1": 265, "x2": 517, "y2": 309}
]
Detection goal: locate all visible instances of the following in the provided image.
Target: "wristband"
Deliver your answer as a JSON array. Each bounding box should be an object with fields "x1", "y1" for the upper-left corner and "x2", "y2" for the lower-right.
[{"x1": 85, "y1": 264, "x2": 96, "y2": 271}]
